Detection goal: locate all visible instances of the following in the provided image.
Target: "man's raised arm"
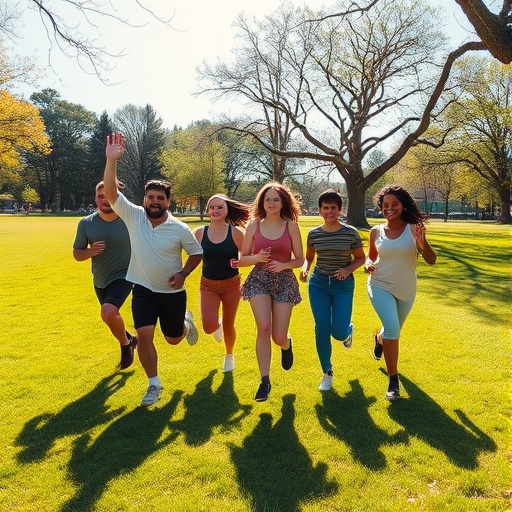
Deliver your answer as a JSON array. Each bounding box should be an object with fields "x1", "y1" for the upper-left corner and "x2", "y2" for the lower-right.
[{"x1": 103, "y1": 132, "x2": 124, "y2": 205}]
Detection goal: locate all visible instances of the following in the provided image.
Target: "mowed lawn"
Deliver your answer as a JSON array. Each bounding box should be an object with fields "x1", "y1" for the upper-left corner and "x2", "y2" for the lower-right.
[{"x1": 0, "y1": 215, "x2": 510, "y2": 512}]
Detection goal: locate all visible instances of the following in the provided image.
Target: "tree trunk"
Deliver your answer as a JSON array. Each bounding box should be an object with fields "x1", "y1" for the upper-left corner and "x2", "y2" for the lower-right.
[
  {"x1": 497, "y1": 185, "x2": 512, "y2": 223},
  {"x1": 345, "y1": 176, "x2": 370, "y2": 229},
  {"x1": 444, "y1": 197, "x2": 449, "y2": 222},
  {"x1": 455, "y1": 0, "x2": 512, "y2": 64}
]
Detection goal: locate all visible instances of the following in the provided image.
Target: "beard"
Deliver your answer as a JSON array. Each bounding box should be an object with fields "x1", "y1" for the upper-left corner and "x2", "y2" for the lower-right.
[{"x1": 144, "y1": 204, "x2": 167, "y2": 219}]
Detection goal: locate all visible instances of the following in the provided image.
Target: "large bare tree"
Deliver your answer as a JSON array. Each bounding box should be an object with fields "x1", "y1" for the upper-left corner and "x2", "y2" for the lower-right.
[{"x1": 200, "y1": 0, "x2": 477, "y2": 227}]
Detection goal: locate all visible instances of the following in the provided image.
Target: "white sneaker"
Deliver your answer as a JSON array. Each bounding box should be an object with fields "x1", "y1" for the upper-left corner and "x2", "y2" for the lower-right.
[
  {"x1": 213, "y1": 318, "x2": 223, "y2": 343},
  {"x1": 223, "y1": 354, "x2": 235, "y2": 372},
  {"x1": 319, "y1": 372, "x2": 333, "y2": 391},
  {"x1": 343, "y1": 323, "x2": 354, "y2": 349},
  {"x1": 185, "y1": 311, "x2": 198, "y2": 346},
  {"x1": 141, "y1": 385, "x2": 163, "y2": 406}
]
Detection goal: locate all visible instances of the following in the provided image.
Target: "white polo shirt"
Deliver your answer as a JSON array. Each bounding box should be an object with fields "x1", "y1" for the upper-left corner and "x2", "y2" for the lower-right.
[{"x1": 112, "y1": 192, "x2": 203, "y2": 293}]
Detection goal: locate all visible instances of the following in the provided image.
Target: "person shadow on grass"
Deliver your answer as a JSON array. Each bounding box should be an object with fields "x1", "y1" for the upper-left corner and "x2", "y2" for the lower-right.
[
  {"x1": 168, "y1": 369, "x2": 252, "y2": 446},
  {"x1": 15, "y1": 372, "x2": 132, "y2": 463},
  {"x1": 230, "y1": 394, "x2": 338, "y2": 512},
  {"x1": 315, "y1": 379, "x2": 407, "y2": 471},
  {"x1": 60, "y1": 390, "x2": 183, "y2": 512},
  {"x1": 387, "y1": 374, "x2": 496, "y2": 469}
]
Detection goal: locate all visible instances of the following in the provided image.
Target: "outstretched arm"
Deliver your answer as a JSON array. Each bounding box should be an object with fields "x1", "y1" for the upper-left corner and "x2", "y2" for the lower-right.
[{"x1": 103, "y1": 132, "x2": 124, "y2": 205}]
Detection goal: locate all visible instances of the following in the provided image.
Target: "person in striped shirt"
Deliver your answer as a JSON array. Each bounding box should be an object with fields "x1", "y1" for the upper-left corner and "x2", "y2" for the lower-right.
[{"x1": 300, "y1": 190, "x2": 366, "y2": 391}]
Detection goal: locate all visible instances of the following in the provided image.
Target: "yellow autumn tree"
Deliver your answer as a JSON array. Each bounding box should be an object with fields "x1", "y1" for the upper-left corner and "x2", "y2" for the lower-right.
[{"x1": 0, "y1": 37, "x2": 50, "y2": 183}]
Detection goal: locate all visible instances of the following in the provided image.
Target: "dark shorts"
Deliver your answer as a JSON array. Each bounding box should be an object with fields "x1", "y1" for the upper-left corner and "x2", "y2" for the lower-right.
[
  {"x1": 94, "y1": 279, "x2": 133, "y2": 308},
  {"x1": 131, "y1": 284, "x2": 186, "y2": 337}
]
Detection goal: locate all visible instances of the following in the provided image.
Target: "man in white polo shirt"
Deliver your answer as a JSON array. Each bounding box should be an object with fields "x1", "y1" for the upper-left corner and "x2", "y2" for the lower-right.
[{"x1": 103, "y1": 132, "x2": 203, "y2": 406}]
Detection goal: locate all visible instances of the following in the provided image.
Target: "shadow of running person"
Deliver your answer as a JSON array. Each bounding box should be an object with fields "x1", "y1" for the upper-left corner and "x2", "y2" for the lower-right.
[
  {"x1": 60, "y1": 390, "x2": 183, "y2": 512},
  {"x1": 15, "y1": 372, "x2": 133, "y2": 463},
  {"x1": 387, "y1": 375, "x2": 496, "y2": 469},
  {"x1": 169, "y1": 370, "x2": 252, "y2": 446},
  {"x1": 315, "y1": 380, "x2": 408, "y2": 471},
  {"x1": 230, "y1": 394, "x2": 338, "y2": 512}
]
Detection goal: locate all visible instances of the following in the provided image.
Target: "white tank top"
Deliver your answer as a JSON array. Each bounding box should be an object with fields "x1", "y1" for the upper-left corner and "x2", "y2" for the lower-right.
[{"x1": 368, "y1": 223, "x2": 418, "y2": 301}]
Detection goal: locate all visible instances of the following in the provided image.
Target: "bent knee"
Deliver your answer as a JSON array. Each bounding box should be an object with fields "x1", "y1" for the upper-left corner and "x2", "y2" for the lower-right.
[
  {"x1": 165, "y1": 336, "x2": 183, "y2": 346},
  {"x1": 101, "y1": 304, "x2": 119, "y2": 324}
]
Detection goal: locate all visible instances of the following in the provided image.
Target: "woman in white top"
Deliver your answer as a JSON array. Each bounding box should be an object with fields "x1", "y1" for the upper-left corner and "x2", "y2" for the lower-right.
[{"x1": 365, "y1": 185, "x2": 436, "y2": 400}]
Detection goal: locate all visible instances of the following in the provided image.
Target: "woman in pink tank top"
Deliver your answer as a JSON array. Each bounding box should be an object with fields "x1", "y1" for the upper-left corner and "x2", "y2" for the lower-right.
[{"x1": 235, "y1": 182, "x2": 304, "y2": 402}]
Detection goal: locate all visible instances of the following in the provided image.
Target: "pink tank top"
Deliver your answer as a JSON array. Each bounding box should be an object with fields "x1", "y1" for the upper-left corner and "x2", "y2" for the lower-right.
[{"x1": 253, "y1": 221, "x2": 292, "y2": 263}]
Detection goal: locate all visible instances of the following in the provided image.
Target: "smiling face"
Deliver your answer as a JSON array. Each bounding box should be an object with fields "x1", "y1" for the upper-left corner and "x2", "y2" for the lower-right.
[
  {"x1": 381, "y1": 194, "x2": 404, "y2": 221},
  {"x1": 263, "y1": 188, "x2": 282, "y2": 215},
  {"x1": 208, "y1": 197, "x2": 228, "y2": 222},
  {"x1": 319, "y1": 201, "x2": 341, "y2": 223},
  {"x1": 144, "y1": 188, "x2": 170, "y2": 219}
]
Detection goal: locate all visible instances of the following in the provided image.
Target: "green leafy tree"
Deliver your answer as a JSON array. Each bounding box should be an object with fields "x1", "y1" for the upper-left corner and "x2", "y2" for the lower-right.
[
  {"x1": 26, "y1": 88, "x2": 96, "y2": 211},
  {"x1": 442, "y1": 57, "x2": 511, "y2": 223},
  {"x1": 162, "y1": 125, "x2": 226, "y2": 219}
]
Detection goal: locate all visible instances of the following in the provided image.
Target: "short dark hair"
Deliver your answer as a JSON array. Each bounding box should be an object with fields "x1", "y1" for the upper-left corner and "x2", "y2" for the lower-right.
[
  {"x1": 318, "y1": 189, "x2": 342, "y2": 209},
  {"x1": 145, "y1": 180, "x2": 172, "y2": 200}
]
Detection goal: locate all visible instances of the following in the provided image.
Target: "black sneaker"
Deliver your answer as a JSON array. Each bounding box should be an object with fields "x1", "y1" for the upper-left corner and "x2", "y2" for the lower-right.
[
  {"x1": 120, "y1": 334, "x2": 137, "y2": 370},
  {"x1": 255, "y1": 382, "x2": 271, "y2": 402},
  {"x1": 373, "y1": 334, "x2": 383, "y2": 360},
  {"x1": 281, "y1": 336, "x2": 294, "y2": 371},
  {"x1": 386, "y1": 377, "x2": 400, "y2": 401}
]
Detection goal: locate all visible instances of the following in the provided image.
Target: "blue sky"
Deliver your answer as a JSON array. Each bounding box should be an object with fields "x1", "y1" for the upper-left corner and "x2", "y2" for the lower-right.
[{"x1": 11, "y1": 0, "x2": 478, "y2": 129}]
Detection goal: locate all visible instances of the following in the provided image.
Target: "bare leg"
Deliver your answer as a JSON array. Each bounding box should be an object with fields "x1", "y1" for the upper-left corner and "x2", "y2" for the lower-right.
[
  {"x1": 136, "y1": 325, "x2": 158, "y2": 378},
  {"x1": 271, "y1": 301, "x2": 294, "y2": 349},
  {"x1": 382, "y1": 337, "x2": 399, "y2": 376},
  {"x1": 249, "y1": 294, "x2": 273, "y2": 377},
  {"x1": 101, "y1": 303, "x2": 130, "y2": 345}
]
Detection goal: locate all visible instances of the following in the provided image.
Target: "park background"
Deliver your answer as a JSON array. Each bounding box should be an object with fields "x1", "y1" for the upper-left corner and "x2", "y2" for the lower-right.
[{"x1": 0, "y1": 214, "x2": 510, "y2": 511}]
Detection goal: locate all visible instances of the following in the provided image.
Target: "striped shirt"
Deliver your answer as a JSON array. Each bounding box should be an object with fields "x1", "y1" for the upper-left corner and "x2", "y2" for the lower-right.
[{"x1": 307, "y1": 222, "x2": 363, "y2": 276}]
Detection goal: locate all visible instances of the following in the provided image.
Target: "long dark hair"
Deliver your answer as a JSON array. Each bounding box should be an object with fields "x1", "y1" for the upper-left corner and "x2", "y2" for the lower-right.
[
  {"x1": 252, "y1": 182, "x2": 300, "y2": 222},
  {"x1": 374, "y1": 185, "x2": 427, "y2": 225},
  {"x1": 207, "y1": 194, "x2": 251, "y2": 227}
]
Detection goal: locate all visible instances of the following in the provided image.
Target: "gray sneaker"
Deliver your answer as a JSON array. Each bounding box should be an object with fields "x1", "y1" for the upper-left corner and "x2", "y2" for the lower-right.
[
  {"x1": 185, "y1": 310, "x2": 198, "y2": 346},
  {"x1": 141, "y1": 385, "x2": 163, "y2": 406}
]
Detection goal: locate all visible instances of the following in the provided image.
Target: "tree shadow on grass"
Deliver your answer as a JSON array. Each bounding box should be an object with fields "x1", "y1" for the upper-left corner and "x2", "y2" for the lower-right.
[
  {"x1": 230, "y1": 394, "x2": 338, "y2": 512},
  {"x1": 60, "y1": 390, "x2": 183, "y2": 512},
  {"x1": 388, "y1": 375, "x2": 496, "y2": 469},
  {"x1": 169, "y1": 369, "x2": 252, "y2": 446},
  {"x1": 315, "y1": 379, "x2": 408, "y2": 470},
  {"x1": 15, "y1": 372, "x2": 132, "y2": 463},
  {"x1": 419, "y1": 244, "x2": 509, "y2": 325}
]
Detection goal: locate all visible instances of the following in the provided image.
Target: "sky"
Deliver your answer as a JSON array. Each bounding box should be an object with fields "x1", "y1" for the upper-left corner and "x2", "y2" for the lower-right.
[{"x1": 10, "y1": 0, "x2": 481, "y2": 130}]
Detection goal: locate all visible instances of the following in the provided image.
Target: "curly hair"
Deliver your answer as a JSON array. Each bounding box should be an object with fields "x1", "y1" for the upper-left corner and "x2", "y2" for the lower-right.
[
  {"x1": 207, "y1": 194, "x2": 251, "y2": 227},
  {"x1": 374, "y1": 185, "x2": 427, "y2": 225},
  {"x1": 252, "y1": 182, "x2": 300, "y2": 222}
]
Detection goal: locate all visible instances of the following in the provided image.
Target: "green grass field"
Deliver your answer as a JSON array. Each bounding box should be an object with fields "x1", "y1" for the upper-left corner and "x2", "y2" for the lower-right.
[{"x1": 0, "y1": 215, "x2": 510, "y2": 511}]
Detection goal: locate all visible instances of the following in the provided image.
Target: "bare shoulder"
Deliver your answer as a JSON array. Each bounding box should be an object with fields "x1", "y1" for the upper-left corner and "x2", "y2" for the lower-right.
[{"x1": 194, "y1": 225, "x2": 205, "y2": 242}]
